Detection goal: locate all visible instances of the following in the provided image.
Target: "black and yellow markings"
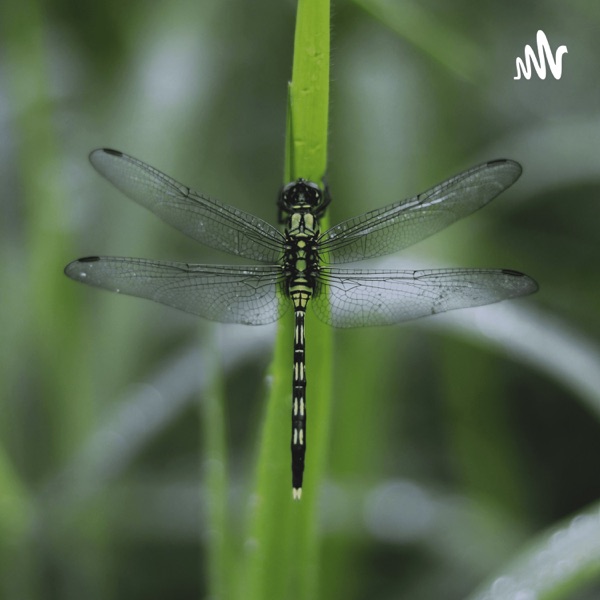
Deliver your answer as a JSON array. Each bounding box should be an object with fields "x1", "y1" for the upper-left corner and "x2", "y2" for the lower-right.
[
  {"x1": 291, "y1": 308, "x2": 307, "y2": 500},
  {"x1": 282, "y1": 181, "x2": 324, "y2": 500},
  {"x1": 67, "y1": 151, "x2": 537, "y2": 502}
]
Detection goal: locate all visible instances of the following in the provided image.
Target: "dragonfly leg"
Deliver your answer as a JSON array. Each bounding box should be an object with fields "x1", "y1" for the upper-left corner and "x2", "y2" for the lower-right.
[{"x1": 317, "y1": 177, "x2": 332, "y2": 218}]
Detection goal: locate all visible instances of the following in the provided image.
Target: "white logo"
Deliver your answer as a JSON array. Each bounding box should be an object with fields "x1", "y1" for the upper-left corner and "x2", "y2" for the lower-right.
[{"x1": 514, "y1": 30, "x2": 568, "y2": 80}]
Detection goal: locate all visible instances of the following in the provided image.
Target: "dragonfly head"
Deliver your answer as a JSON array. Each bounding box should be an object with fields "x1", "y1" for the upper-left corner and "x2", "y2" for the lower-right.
[{"x1": 280, "y1": 178, "x2": 323, "y2": 211}]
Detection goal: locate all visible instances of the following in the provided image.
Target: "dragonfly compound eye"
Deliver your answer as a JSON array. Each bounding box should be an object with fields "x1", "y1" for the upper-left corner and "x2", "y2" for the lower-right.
[{"x1": 283, "y1": 179, "x2": 322, "y2": 208}]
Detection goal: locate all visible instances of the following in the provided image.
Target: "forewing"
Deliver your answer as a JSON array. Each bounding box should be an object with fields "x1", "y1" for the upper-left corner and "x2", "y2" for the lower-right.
[
  {"x1": 65, "y1": 257, "x2": 289, "y2": 325},
  {"x1": 89, "y1": 149, "x2": 284, "y2": 263},
  {"x1": 311, "y1": 267, "x2": 538, "y2": 328},
  {"x1": 319, "y1": 160, "x2": 522, "y2": 264}
]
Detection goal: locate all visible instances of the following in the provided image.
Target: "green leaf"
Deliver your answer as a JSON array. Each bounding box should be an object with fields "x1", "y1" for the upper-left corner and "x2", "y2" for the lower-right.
[
  {"x1": 238, "y1": 1, "x2": 332, "y2": 599},
  {"x1": 353, "y1": 0, "x2": 483, "y2": 82},
  {"x1": 466, "y1": 502, "x2": 600, "y2": 600}
]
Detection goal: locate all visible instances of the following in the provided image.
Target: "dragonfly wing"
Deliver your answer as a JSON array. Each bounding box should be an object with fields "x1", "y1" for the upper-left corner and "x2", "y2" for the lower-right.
[
  {"x1": 311, "y1": 267, "x2": 538, "y2": 328},
  {"x1": 89, "y1": 149, "x2": 284, "y2": 263},
  {"x1": 319, "y1": 160, "x2": 522, "y2": 264},
  {"x1": 65, "y1": 257, "x2": 289, "y2": 325}
]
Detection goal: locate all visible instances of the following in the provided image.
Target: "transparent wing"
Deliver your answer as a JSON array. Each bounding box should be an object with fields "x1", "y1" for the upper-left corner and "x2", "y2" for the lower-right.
[
  {"x1": 65, "y1": 257, "x2": 289, "y2": 325},
  {"x1": 319, "y1": 160, "x2": 522, "y2": 264},
  {"x1": 311, "y1": 267, "x2": 538, "y2": 328},
  {"x1": 89, "y1": 149, "x2": 285, "y2": 263}
]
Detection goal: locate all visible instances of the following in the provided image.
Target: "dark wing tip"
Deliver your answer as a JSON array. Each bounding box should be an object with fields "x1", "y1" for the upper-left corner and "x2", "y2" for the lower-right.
[
  {"x1": 64, "y1": 257, "x2": 100, "y2": 279},
  {"x1": 88, "y1": 148, "x2": 123, "y2": 162},
  {"x1": 486, "y1": 158, "x2": 523, "y2": 179},
  {"x1": 502, "y1": 268, "x2": 539, "y2": 294}
]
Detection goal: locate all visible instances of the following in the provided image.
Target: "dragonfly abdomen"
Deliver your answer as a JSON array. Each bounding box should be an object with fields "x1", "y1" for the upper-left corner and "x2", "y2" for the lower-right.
[
  {"x1": 291, "y1": 308, "x2": 307, "y2": 500},
  {"x1": 288, "y1": 259, "x2": 317, "y2": 500},
  {"x1": 284, "y1": 203, "x2": 321, "y2": 499}
]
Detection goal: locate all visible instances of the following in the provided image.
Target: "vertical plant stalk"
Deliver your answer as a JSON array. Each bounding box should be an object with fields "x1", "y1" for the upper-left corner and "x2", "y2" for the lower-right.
[
  {"x1": 238, "y1": 1, "x2": 331, "y2": 599},
  {"x1": 201, "y1": 349, "x2": 231, "y2": 600},
  {"x1": 1, "y1": 0, "x2": 92, "y2": 597},
  {"x1": 286, "y1": 0, "x2": 330, "y2": 183}
]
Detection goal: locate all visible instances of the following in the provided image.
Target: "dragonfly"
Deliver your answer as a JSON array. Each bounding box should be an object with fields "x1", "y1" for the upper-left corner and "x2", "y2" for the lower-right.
[{"x1": 65, "y1": 149, "x2": 538, "y2": 499}]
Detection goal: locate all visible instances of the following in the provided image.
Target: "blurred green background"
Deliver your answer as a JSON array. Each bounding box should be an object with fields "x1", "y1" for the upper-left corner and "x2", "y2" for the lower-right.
[{"x1": 1, "y1": 0, "x2": 600, "y2": 599}]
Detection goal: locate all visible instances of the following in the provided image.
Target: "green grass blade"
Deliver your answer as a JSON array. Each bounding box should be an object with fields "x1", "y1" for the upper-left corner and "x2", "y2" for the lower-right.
[
  {"x1": 201, "y1": 347, "x2": 231, "y2": 600},
  {"x1": 466, "y1": 501, "x2": 600, "y2": 600},
  {"x1": 352, "y1": 0, "x2": 482, "y2": 82},
  {"x1": 441, "y1": 339, "x2": 528, "y2": 518},
  {"x1": 239, "y1": 0, "x2": 331, "y2": 598},
  {"x1": 287, "y1": 0, "x2": 330, "y2": 183},
  {"x1": 286, "y1": 2, "x2": 333, "y2": 597}
]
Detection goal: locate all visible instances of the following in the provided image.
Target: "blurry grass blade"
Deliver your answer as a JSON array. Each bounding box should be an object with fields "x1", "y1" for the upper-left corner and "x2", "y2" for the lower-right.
[
  {"x1": 46, "y1": 331, "x2": 274, "y2": 515},
  {"x1": 466, "y1": 501, "x2": 600, "y2": 600},
  {"x1": 0, "y1": 449, "x2": 31, "y2": 543},
  {"x1": 201, "y1": 345, "x2": 231, "y2": 600},
  {"x1": 353, "y1": 0, "x2": 482, "y2": 82},
  {"x1": 427, "y1": 304, "x2": 600, "y2": 422}
]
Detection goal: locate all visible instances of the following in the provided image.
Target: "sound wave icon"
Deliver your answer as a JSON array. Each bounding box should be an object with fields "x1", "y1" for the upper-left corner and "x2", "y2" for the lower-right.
[{"x1": 514, "y1": 30, "x2": 568, "y2": 80}]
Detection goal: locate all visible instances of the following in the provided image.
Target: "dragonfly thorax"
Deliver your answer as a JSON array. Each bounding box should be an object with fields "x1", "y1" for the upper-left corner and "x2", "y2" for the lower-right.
[
  {"x1": 282, "y1": 206, "x2": 321, "y2": 306},
  {"x1": 283, "y1": 211, "x2": 320, "y2": 270}
]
